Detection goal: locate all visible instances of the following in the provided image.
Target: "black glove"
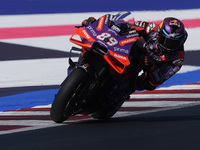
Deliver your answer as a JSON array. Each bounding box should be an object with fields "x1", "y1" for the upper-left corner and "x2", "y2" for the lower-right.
[
  {"x1": 82, "y1": 17, "x2": 96, "y2": 27},
  {"x1": 139, "y1": 55, "x2": 155, "y2": 72}
]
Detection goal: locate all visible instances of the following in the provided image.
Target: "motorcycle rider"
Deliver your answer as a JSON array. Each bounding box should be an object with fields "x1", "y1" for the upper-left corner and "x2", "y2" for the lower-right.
[{"x1": 81, "y1": 14, "x2": 188, "y2": 91}]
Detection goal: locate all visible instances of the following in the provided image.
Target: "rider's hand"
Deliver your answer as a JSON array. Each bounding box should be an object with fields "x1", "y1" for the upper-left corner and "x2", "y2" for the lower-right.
[
  {"x1": 140, "y1": 55, "x2": 155, "y2": 72},
  {"x1": 82, "y1": 17, "x2": 96, "y2": 27}
]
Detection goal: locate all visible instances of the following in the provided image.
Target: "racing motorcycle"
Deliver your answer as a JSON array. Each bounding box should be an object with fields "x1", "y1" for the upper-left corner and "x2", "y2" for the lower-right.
[{"x1": 50, "y1": 11, "x2": 143, "y2": 123}]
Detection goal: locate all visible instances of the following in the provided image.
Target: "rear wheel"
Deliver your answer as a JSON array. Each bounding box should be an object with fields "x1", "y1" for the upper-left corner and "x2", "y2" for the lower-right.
[
  {"x1": 91, "y1": 76, "x2": 131, "y2": 120},
  {"x1": 91, "y1": 97, "x2": 126, "y2": 120},
  {"x1": 50, "y1": 67, "x2": 88, "y2": 123}
]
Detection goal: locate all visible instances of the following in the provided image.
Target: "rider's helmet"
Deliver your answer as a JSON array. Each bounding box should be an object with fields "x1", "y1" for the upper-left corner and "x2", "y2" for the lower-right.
[{"x1": 157, "y1": 17, "x2": 187, "y2": 53}]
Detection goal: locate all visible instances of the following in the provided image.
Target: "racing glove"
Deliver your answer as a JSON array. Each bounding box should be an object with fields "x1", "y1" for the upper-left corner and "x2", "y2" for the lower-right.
[
  {"x1": 82, "y1": 17, "x2": 96, "y2": 27},
  {"x1": 139, "y1": 55, "x2": 155, "y2": 72}
]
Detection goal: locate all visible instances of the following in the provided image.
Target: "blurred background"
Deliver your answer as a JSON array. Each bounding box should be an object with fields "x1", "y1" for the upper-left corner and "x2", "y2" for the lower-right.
[{"x1": 0, "y1": 0, "x2": 199, "y2": 14}]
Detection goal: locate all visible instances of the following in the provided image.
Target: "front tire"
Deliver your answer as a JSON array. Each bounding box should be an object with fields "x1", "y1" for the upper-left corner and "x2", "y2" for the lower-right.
[{"x1": 50, "y1": 67, "x2": 88, "y2": 123}]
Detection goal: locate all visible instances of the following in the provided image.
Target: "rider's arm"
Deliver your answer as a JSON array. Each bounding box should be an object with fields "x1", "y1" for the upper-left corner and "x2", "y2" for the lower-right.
[
  {"x1": 143, "y1": 50, "x2": 184, "y2": 90},
  {"x1": 129, "y1": 21, "x2": 158, "y2": 41},
  {"x1": 134, "y1": 49, "x2": 184, "y2": 91},
  {"x1": 145, "y1": 63, "x2": 182, "y2": 89}
]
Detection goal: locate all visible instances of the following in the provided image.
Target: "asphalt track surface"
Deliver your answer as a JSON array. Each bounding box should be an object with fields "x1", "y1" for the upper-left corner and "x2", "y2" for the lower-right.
[{"x1": 0, "y1": 104, "x2": 200, "y2": 150}]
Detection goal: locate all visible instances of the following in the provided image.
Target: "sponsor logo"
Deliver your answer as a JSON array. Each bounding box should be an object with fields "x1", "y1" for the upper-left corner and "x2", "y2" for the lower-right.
[
  {"x1": 108, "y1": 29, "x2": 118, "y2": 36},
  {"x1": 82, "y1": 30, "x2": 91, "y2": 39},
  {"x1": 173, "y1": 66, "x2": 180, "y2": 73},
  {"x1": 169, "y1": 19, "x2": 181, "y2": 27},
  {"x1": 129, "y1": 30, "x2": 136, "y2": 34},
  {"x1": 104, "y1": 14, "x2": 110, "y2": 25},
  {"x1": 97, "y1": 40, "x2": 108, "y2": 48},
  {"x1": 125, "y1": 33, "x2": 138, "y2": 39},
  {"x1": 111, "y1": 25, "x2": 121, "y2": 33},
  {"x1": 139, "y1": 21, "x2": 144, "y2": 27},
  {"x1": 167, "y1": 66, "x2": 180, "y2": 78},
  {"x1": 96, "y1": 16, "x2": 105, "y2": 31},
  {"x1": 119, "y1": 37, "x2": 137, "y2": 46},
  {"x1": 114, "y1": 47, "x2": 129, "y2": 54},
  {"x1": 114, "y1": 54, "x2": 127, "y2": 60},
  {"x1": 86, "y1": 26, "x2": 97, "y2": 37},
  {"x1": 168, "y1": 33, "x2": 180, "y2": 38},
  {"x1": 146, "y1": 23, "x2": 155, "y2": 33}
]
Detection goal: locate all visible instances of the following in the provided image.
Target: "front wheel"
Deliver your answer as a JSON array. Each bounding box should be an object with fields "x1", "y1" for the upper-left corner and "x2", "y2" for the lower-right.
[{"x1": 50, "y1": 67, "x2": 88, "y2": 123}]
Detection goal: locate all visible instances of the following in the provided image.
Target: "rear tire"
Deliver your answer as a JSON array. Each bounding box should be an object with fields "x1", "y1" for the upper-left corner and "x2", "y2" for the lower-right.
[
  {"x1": 50, "y1": 67, "x2": 88, "y2": 123},
  {"x1": 91, "y1": 98, "x2": 125, "y2": 120}
]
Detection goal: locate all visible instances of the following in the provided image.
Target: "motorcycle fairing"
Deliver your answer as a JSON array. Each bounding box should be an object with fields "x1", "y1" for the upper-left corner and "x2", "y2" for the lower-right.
[
  {"x1": 70, "y1": 12, "x2": 139, "y2": 74},
  {"x1": 70, "y1": 28, "x2": 95, "y2": 49}
]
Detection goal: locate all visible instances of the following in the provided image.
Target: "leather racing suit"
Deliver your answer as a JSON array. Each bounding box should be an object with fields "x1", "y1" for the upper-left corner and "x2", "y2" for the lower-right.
[{"x1": 124, "y1": 20, "x2": 184, "y2": 91}]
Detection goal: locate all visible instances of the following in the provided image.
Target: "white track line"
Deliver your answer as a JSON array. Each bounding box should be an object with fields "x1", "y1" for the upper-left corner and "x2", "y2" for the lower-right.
[{"x1": 130, "y1": 93, "x2": 200, "y2": 99}]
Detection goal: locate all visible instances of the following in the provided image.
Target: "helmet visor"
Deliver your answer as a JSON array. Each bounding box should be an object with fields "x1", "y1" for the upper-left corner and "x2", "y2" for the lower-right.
[{"x1": 158, "y1": 33, "x2": 183, "y2": 51}]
